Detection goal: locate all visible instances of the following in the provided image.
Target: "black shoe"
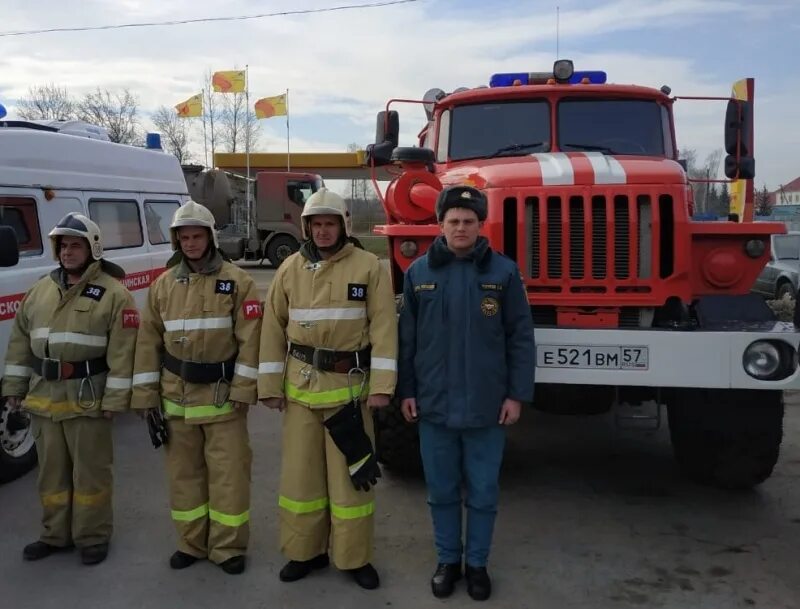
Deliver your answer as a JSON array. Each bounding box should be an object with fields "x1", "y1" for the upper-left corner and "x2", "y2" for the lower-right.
[
  {"x1": 279, "y1": 553, "x2": 330, "y2": 582},
  {"x1": 465, "y1": 566, "x2": 492, "y2": 601},
  {"x1": 80, "y1": 543, "x2": 109, "y2": 565},
  {"x1": 348, "y1": 562, "x2": 380, "y2": 589},
  {"x1": 169, "y1": 550, "x2": 199, "y2": 570},
  {"x1": 22, "y1": 541, "x2": 73, "y2": 561},
  {"x1": 431, "y1": 562, "x2": 462, "y2": 598},
  {"x1": 220, "y1": 555, "x2": 246, "y2": 574}
]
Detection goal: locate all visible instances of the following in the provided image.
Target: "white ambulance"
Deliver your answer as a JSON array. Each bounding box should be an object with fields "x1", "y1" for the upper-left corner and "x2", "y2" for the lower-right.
[{"x1": 0, "y1": 120, "x2": 190, "y2": 482}]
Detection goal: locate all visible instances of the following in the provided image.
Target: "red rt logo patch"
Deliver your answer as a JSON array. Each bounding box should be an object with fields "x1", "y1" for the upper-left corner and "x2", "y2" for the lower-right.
[
  {"x1": 122, "y1": 309, "x2": 140, "y2": 329},
  {"x1": 243, "y1": 300, "x2": 262, "y2": 320}
]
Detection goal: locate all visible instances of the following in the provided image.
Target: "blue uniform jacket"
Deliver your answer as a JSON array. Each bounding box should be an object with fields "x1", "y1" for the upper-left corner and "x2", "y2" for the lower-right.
[{"x1": 398, "y1": 236, "x2": 536, "y2": 428}]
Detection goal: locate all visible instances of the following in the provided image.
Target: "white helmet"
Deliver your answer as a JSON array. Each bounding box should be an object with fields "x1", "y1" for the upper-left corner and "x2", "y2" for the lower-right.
[
  {"x1": 48, "y1": 213, "x2": 103, "y2": 261},
  {"x1": 170, "y1": 200, "x2": 219, "y2": 251},
  {"x1": 300, "y1": 188, "x2": 351, "y2": 240}
]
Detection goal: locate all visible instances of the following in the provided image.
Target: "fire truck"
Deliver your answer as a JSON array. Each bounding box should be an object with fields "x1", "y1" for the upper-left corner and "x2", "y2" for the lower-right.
[{"x1": 366, "y1": 60, "x2": 798, "y2": 489}]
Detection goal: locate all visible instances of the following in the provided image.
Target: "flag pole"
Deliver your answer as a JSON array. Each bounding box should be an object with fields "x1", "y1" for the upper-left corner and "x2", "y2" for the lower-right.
[
  {"x1": 286, "y1": 88, "x2": 291, "y2": 171},
  {"x1": 245, "y1": 65, "x2": 251, "y2": 243},
  {"x1": 202, "y1": 93, "x2": 209, "y2": 168}
]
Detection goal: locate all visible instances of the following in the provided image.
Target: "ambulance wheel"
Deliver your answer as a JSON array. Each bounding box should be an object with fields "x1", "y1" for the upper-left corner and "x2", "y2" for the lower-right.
[
  {"x1": 266, "y1": 235, "x2": 299, "y2": 267},
  {"x1": 667, "y1": 389, "x2": 783, "y2": 489},
  {"x1": 0, "y1": 398, "x2": 37, "y2": 483},
  {"x1": 373, "y1": 399, "x2": 422, "y2": 475}
]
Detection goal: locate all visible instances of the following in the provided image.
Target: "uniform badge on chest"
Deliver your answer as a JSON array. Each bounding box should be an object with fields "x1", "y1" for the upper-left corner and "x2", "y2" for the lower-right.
[
  {"x1": 348, "y1": 283, "x2": 367, "y2": 301},
  {"x1": 215, "y1": 280, "x2": 235, "y2": 295},
  {"x1": 480, "y1": 296, "x2": 500, "y2": 317},
  {"x1": 82, "y1": 284, "x2": 106, "y2": 301}
]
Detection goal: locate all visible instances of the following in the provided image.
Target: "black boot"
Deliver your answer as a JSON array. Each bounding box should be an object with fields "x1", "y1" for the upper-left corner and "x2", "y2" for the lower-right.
[
  {"x1": 465, "y1": 566, "x2": 492, "y2": 601},
  {"x1": 348, "y1": 563, "x2": 380, "y2": 589},
  {"x1": 22, "y1": 541, "x2": 73, "y2": 561},
  {"x1": 169, "y1": 550, "x2": 199, "y2": 570},
  {"x1": 431, "y1": 562, "x2": 462, "y2": 598},
  {"x1": 279, "y1": 553, "x2": 330, "y2": 582},
  {"x1": 220, "y1": 555, "x2": 246, "y2": 574},
  {"x1": 80, "y1": 543, "x2": 109, "y2": 565}
]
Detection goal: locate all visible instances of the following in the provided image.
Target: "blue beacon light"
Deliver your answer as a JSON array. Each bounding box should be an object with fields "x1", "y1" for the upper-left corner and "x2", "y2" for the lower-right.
[{"x1": 490, "y1": 70, "x2": 607, "y2": 87}]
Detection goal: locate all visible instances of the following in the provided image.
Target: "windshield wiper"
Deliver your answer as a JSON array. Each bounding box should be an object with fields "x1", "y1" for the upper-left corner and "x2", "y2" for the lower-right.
[
  {"x1": 561, "y1": 142, "x2": 615, "y2": 154},
  {"x1": 486, "y1": 142, "x2": 545, "y2": 158}
]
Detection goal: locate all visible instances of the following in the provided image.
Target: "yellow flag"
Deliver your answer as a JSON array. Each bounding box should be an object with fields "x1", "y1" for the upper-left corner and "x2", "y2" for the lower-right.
[
  {"x1": 728, "y1": 77, "x2": 751, "y2": 220},
  {"x1": 254, "y1": 94, "x2": 287, "y2": 119},
  {"x1": 175, "y1": 93, "x2": 202, "y2": 118},
  {"x1": 212, "y1": 70, "x2": 246, "y2": 93}
]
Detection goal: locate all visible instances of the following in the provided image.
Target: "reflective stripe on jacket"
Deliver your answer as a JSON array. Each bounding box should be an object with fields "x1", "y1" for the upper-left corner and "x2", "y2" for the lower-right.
[
  {"x1": 131, "y1": 251, "x2": 262, "y2": 424},
  {"x1": 2, "y1": 261, "x2": 138, "y2": 419},
  {"x1": 258, "y1": 242, "x2": 397, "y2": 408}
]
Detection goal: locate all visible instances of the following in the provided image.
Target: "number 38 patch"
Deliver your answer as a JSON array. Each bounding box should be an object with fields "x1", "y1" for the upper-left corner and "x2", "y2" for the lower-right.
[
  {"x1": 215, "y1": 280, "x2": 235, "y2": 294},
  {"x1": 348, "y1": 283, "x2": 367, "y2": 301},
  {"x1": 82, "y1": 284, "x2": 106, "y2": 301}
]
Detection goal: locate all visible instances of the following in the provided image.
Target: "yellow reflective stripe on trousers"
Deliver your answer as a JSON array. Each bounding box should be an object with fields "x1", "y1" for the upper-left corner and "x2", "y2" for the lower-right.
[
  {"x1": 171, "y1": 503, "x2": 209, "y2": 522},
  {"x1": 41, "y1": 490, "x2": 71, "y2": 507},
  {"x1": 162, "y1": 398, "x2": 234, "y2": 419},
  {"x1": 74, "y1": 489, "x2": 110, "y2": 507},
  {"x1": 330, "y1": 501, "x2": 375, "y2": 520},
  {"x1": 209, "y1": 508, "x2": 250, "y2": 527},
  {"x1": 278, "y1": 495, "x2": 329, "y2": 514},
  {"x1": 284, "y1": 382, "x2": 368, "y2": 406}
]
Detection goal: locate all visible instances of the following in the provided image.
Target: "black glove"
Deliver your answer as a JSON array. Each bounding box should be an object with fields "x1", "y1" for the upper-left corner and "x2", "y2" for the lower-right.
[
  {"x1": 324, "y1": 401, "x2": 382, "y2": 491},
  {"x1": 147, "y1": 408, "x2": 169, "y2": 449}
]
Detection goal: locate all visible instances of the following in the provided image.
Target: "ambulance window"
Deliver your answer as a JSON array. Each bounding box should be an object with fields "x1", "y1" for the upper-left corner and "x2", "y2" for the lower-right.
[
  {"x1": 144, "y1": 200, "x2": 180, "y2": 245},
  {"x1": 88, "y1": 199, "x2": 143, "y2": 250},
  {"x1": 0, "y1": 197, "x2": 42, "y2": 256}
]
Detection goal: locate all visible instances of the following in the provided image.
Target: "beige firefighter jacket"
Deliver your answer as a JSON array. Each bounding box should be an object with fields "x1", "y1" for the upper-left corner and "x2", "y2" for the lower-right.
[
  {"x1": 258, "y1": 242, "x2": 397, "y2": 408},
  {"x1": 131, "y1": 251, "x2": 262, "y2": 425},
  {"x1": 2, "y1": 261, "x2": 138, "y2": 420}
]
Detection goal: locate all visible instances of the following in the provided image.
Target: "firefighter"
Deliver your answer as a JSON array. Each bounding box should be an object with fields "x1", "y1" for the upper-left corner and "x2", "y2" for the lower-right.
[
  {"x1": 1, "y1": 213, "x2": 138, "y2": 565},
  {"x1": 258, "y1": 188, "x2": 397, "y2": 590},
  {"x1": 131, "y1": 201, "x2": 261, "y2": 575},
  {"x1": 398, "y1": 186, "x2": 535, "y2": 601}
]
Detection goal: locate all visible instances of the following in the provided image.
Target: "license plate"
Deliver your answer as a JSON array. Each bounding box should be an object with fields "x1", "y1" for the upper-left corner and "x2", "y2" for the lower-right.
[{"x1": 537, "y1": 345, "x2": 649, "y2": 370}]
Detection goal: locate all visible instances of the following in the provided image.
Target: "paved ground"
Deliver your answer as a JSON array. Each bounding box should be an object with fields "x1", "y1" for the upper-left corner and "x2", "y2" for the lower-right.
[{"x1": 1, "y1": 263, "x2": 799, "y2": 609}]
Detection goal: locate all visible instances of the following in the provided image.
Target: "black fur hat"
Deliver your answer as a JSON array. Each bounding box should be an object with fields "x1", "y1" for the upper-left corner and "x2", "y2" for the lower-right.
[{"x1": 435, "y1": 186, "x2": 487, "y2": 222}]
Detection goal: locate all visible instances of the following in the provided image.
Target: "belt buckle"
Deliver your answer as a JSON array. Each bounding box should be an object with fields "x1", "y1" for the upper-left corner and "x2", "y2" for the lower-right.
[
  {"x1": 40, "y1": 358, "x2": 62, "y2": 381},
  {"x1": 312, "y1": 347, "x2": 336, "y2": 371}
]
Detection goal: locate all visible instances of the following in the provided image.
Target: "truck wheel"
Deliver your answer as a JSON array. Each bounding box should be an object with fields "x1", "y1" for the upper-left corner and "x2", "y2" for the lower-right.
[
  {"x1": 373, "y1": 399, "x2": 422, "y2": 475},
  {"x1": 0, "y1": 398, "x2": 37, "y2": 484},
  {"x1": 266, "y1": 235, "x2": 299, "y2": 267},
  {"x1": 667, "y1": 389, "x2": 783, "y2": 489}
]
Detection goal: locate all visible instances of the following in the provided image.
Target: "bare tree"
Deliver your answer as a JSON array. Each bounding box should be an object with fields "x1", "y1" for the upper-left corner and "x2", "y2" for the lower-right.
[
  {"x1": 755, "y1": 185, "x2": 773, "y2": 216},
  {"x1": 202, "y1": 70, "x2": 221, "y2": 167},
  {"x1": 151, "y1": 106, "x2": 192, "y2": 163},
  {"x1": 347, "y1": 142, "x2": 371, "y2": 203},
  {"x1": 76, "y1": 88, "x2": 140, "y2": 144},
  {"x1": 218, "y1": 91, "x2": 260, "y2": 154},
  {"x1": 16, "y1": 84, "x2": 76, "y2": 121},
  {"x1": 680, "y1": 148, "x2": 723, "y2": 214}
]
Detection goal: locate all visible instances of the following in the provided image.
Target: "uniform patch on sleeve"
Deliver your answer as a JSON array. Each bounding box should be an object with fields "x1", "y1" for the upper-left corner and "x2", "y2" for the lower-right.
[
  {"x1": 348, "y1": 283, "x2": 367, "y2": 301},
  {"x1": 122, "y1": 309, "x2": 140, "y2": 328},
  {"x1": 414, "y1": 283, "x2": 437, "y2": 293},
  {"x1": 242, "y1": 300, "x2": 262, "y2": 320},
  {"x1": 215, "y1": 280, "x2": 236, "y2": 295},
  {"x1": 82, "y1": 284, "x2": 106, "y2": 301}
]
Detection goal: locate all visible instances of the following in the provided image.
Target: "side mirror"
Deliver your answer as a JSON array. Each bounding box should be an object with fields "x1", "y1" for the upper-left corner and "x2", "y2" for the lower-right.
[
  {"x1": 374, "y1": 110, "x2": 399, "y2": 147},
  {"x1": 0, "y1": 226, "x2": 20, "y2": 267},
  {"x1": 724, "y1": 99, "x2": 755, "y2": 179}
]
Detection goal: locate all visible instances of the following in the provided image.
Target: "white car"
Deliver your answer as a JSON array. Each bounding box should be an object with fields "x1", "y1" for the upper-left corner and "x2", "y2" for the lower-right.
[{"x1": 0, "y1": 120, "x2": 189, "y2": 482}]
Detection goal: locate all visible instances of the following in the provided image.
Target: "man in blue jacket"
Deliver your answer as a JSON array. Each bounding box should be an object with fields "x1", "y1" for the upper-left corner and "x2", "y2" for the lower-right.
[{"x1": 398, "y1": 185, "x2": 535, "y2": 601}]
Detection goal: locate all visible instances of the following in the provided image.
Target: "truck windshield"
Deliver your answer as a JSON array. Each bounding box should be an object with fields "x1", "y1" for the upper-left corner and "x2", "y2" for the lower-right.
[
  {"x1": 558, "y1": 99, "x2": 666, "y2": 156},
  {"x1": 449, "y1": 101, "x2": 550, "y2": 161}
]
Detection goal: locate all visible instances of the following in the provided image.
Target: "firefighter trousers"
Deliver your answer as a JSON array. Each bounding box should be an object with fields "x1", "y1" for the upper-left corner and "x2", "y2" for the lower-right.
[
  {"x1": 165, "y1": 413, "x2": 252, "y2": 564},
  {"x1": 278, "y1": 400, "x2": 376, "y2": 570},
  {"x1": 31, "y1": 414, "x2": 113, "y2": 548}
]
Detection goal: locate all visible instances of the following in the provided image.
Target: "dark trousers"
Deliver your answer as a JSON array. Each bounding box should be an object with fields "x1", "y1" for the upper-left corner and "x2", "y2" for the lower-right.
[{"x1": 418, "y1": 420, "x2": 506, "y2": 567}]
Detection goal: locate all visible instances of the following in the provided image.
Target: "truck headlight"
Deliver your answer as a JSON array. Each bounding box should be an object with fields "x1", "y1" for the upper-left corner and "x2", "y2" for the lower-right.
[
  {"x1": 744, "y1": 239, "x2": 766, "y2": 258},
  {"x1": 399, "y1": 240, "x2": 418, "y2": 258},
  {"x1": 743, "y1": 340, "x2": 797, "y2": 380}
]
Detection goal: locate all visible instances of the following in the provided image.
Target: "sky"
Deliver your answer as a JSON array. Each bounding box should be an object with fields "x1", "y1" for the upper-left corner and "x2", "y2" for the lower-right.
[{"x1": 0, "y1": 0, "x2": 798, "y2": 191}]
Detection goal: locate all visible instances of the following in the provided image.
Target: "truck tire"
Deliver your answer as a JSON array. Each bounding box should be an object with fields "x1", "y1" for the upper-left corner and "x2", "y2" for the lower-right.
[
  {"x1": 266, "y1": 235, "x2": 299, "y2": 268},
  {"x1": 0, "y1": 398, "x2": 37, "y2": 483},
  {"x1": 667, "y1": 389, "x2": 783, "y2": 489},
  {"x1": 373, "y1": 399, "x2": 422, "y2": 475}
]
